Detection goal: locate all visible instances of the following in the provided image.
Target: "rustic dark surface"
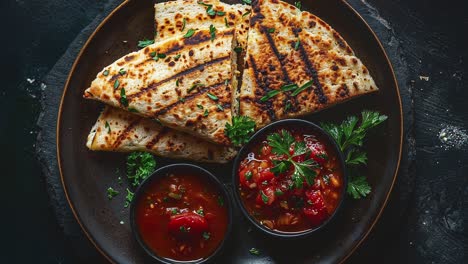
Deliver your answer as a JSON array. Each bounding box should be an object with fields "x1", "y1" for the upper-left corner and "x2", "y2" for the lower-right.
[{"x1": 3, "y1": 0, "x2": 467, "y2": 263}]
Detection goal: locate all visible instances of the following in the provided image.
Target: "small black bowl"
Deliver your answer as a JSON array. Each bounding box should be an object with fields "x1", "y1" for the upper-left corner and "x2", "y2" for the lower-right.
[
  {"x1": 232, "y1": 119, "x2": 347, "y2": 239},
  {"x1": 130, "y1": 164, "x2": 233, "y2": 264}
]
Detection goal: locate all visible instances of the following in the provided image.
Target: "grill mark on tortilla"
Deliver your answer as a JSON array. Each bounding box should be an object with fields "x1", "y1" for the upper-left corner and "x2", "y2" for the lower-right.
[
  {"x1": 127, "y1": 55, "x2": 230, "y2": 100},
  {"x1": 249, "y1": 56, "x2": 276, "y2": 121},
  {"x1": 294, "y1": 33, "x2": 328, "y2": 104},
  {"x1": 112, "y1": 118, "x2": 141, "y2": 148},
  {"x1": 145, "y1": 127, "x2": 169, "y2": 149},
  {"x1": 153, "y1": 82, "x2": 226, "y2": 116}
]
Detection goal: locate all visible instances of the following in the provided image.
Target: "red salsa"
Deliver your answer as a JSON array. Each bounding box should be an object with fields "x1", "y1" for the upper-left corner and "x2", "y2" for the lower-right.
[
  {"x1": 238, "y1": 128, "x2": 343, "y2": 232},
  {"x1": 135, "y1": 174, "x2": 228, "y2": 261}
]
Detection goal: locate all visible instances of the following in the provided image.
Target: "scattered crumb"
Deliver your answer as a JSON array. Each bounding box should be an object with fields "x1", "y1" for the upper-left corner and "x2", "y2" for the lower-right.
[
  {"x1": 122, "y1": 40, "x2": 128, "y2": 43},
  {"x1": 438, "y1": 125, "x2": 468, "y2": 150},
  {"x1": 419, "y1": 76, "x2": 430, "y2": 81},
  {"x1": 120, "y1": 221, "x2": 124, "y2": 225},
  {"x1": 26, "y1": 78, "x2": 35, "y2": 84}
]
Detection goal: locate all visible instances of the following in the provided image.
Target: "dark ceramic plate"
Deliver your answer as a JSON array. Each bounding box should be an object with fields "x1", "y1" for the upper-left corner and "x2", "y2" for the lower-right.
[{"x1": 57, "y1": 0, "x2": 402, "y2": 263}]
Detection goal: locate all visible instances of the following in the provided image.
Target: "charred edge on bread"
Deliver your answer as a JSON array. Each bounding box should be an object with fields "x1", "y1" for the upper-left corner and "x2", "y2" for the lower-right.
[
  {"x1": 294, "y1": 32, "x2": 328, "y2": 104},
  {"x1": 262, "y1": 26, "x2": 298, "y2": 113},
  {"x1": 127, "y1": 55, "x2": 230, "y2": 100},
  {"x1": 145, "y1": 126, "x2": 170, "y2": 149},
  {"x1": 153, "y1": 82, "x2": 227, "y2": 116},
  {"x1": 111, "y1": 118, "x2": 141, "y2": 148},
  {"x1": 249, "y1": 56, "x2": 277, "y2": 121}
]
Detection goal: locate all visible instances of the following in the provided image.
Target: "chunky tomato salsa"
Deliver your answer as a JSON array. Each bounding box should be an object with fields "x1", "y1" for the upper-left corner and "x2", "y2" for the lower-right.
[
  {"x1": 238, "y1": 128, "x2": 343, "y2": 232},
  {"x1": 135, "y1": 173, "x2": 228, "y2": 261}
]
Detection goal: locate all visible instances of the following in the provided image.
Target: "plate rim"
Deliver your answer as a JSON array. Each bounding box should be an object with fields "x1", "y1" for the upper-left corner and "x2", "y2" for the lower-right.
[{"x1": 56, "y1": 0, "x2": 403, "y2": 263}]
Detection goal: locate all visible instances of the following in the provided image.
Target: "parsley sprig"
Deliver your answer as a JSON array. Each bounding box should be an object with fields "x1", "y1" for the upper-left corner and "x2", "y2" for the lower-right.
[
  {"x1": 225, "y1": 116, "x2": 256, "y2": 146},
  {"x1": 321, "y1": 111, "x2": 387, "y2": 199},
  {"x1": 126, "y1": 152, "x2": 157, "y2": 187},
  {"x1": 267, "y1": 130, "x2": 319, "y2": 189}
]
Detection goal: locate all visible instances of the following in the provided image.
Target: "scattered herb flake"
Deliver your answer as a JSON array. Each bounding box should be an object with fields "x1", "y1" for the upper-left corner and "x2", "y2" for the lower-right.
[
  {"x1": 209, "y1": 24, "x2": 216, "y2": 41},
  {"x1": 114, "y1": 79, "x2": 120, "y2": 90},
  {"x1": 171, "y1": 208, "x2": 179, "y2": 215},
  {"x1": 184, "y1": 29, "x2": 196, "y2": 38},
  {"x1": 137, "y1": 39, "x2": 154, "y2": 48},
  {"x1": 291, "y1": 80, "x2": 313, "y2": 96},
  {"x1": 207, "y1": 92, "x2": 218, "y2": 101},
  {"x1": 294, "y1": 38, "x2": 300, "y2": 50},
  {"x1": 249, "y1": 248, "x2": 260, "y2": 255},
  {"x1": 107, "y1": 187, "x2": 119, "y2": 199},
  {"x1": 126, "y1": 152, "x2": 156, "y2": 187},
  {"x1": 174, "y1": 54, "x2": 181, "y2": 59},
  {"x1": 181, "y1": 18, "x2": 186, "y2": 31},
  {"x1": 203, "y1": 231, "x2": 211, "y2": 240},
  {"x1": 119, "y1": 68, "x2": 126, "y2": 75},
  {"x1": 261, "y1": 191, "x2": 269, "y2": 204},
  {"x1": 120, "y1": 88, "x2": 128, "y2": 107},
  {"x1": 295, "y1": 1, "x2": 302, "y2": 10},
  {"x1": 103, "y1": 70, "x2": 109, "y2": 76},
  {"x1": 225, "y1": 17, "x2": 229, "y2": 27},
  {"x1": 176, "y1": 79, "x2": 180, "y2": 87},
  {"x1": 203, "y1": 109, "x2": 209, "y2": 117},
  {"x1": 225, "y1": 116, "x2": 256, "y2": 146},
  {"x1": 216, "y1": 104, "x2": 224, "y2": 111},
  {"x1": 245, "y1": 171, "x2": 252, "y2": 180},
  {"x1": 234, "y1": 46, "x2": 243, "y2": 53},
  {"x1": 179, "y1": 97, "x2": 186, "y2": 102},
  {"x1": 274, "y1": 189, "x2": 284, "y2": 196},
  {"x1": 105, "y1": 121, "x2": 111, "y2": 133},
  {"x1": 124, "y1": 188, "x2": 134, "y2": 208},
  {"x1": 242, "y1": 0, "x2": 252, "y2": 5},
  {"x1": 267, "y1": 28, "x2": 275, "y2": 33},
  {"x1": 196, "y1": 208, "x2": 204, "y2": 216},
  {"x1": 217, "y1": 11, "x2": 226, "y2": 16},
  {"x1": 188, "y1": 82, "x2": 204, "y2": 92},
  {"x1": 217, "y1": 196, "x2": 224, "y2": 206},
  {"x1": 242, "y1": 11, "x2": 251, "y2": 17},
  {"x1": 128, "y1": 107, "x2": 138, "y2": 113},
  {"x1": 197, "y1": 104, "x2": 204, "y2": 110}
]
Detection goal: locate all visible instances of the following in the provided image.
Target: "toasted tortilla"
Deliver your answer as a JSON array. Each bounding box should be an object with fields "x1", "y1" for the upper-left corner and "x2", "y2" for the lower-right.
[
  {"x1": 84, "y1": 28, "x2": 237, "y2": 145},
  {"x1": 239, "y1": 0, "x2": 379, "y2": 127},
  {"x1": 87, "y1": 107, "x2": 236, "y2": 163},
  {"x1": 154, "y1": 0, "x2": 250, "y2": 49}
]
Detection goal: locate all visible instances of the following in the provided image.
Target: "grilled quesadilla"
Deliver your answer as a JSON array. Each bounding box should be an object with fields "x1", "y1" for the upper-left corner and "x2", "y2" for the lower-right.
[
  {"x1": 154, "y1": 0, "x2": 250, "y2": 49},
  {"x1": 84, "y1": 28, "x2": 237, "y2": 145},
  {"x1": 239, "y1": 0, "x2": 379, "y2": 128},
  {"x1": 87, "y1": 107, "x2": 237, "y2": 163}
]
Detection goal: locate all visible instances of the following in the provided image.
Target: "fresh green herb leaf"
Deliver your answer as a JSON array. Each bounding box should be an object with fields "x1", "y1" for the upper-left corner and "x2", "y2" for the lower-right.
[
  {"x1": 291, "y1": 80, "x2": 313, "y2": 96},
  {"x1": 114, "y1": 79, "x2": 120, "y2": 90},
  {"x1": 295, "y1": 1, "x2": 302, "y2": 10},
  {"x1": 242, "y1": 0, "x2": 252, "y2": 5},
  {"x1": 188, "y1": 82, "x2": 204, "y2": 92},
  {"x1": 128, "y1": 107, "x2": 139, "y2": 113},
  {"x1": 270, "y1": 160, "x2": 290, "y2": 175},
  {"x1": 234, "y1": 46, "x2": 243, "y2": 53},
  {"x1": 267, "y1": 129, "x2": 295, "y2": 156},
  {"x1": 206, "y1": 5, "x2": 216, "y2": 16},
  {"x1": 105, "y1": 121, "x2": 111, "y2": 133},
  {"x1": 242, "y1": 11, "x2": 251, "y2": 17},
  {"x1": 124, "y1": 188, "x2": 134, "y2": 208},
  {"x1": 203, "y1": 109, "x2": 209, "y2": 117},
  {"x1": 197, "y1": 104, "x2": 204, "y2": 110},
  {"x1": 281, "y1": 83, "x2": 299, "y2": 92},
  {"x1": 157, "y1": 53, "x2": 166, "y2": 58},
  {"x1": 126, "y1": 152, "x2": 156, "y2": 187},
  {"x1": 171, "y1": 208, "x2": 179, "y2": 215},
  {"x1": 119, "y1": 68, "x2": 126, "y2": 75},
  {"x1": 285, "y1": 101, "x2": 292, "y2": 111},
  {"x1": 103, "y1": 70, "x2": 109, "y2": 76},
  {"x1": 180, "y1": 226, "x2": 189, "y2": 233},
  {"x1": 137, "y1": 39, "x2": 154, "y2": 48},
  {"x1": 207, "y1": 92, "x2": 218, "y2": 101},
  {"x1": 203, "y1": 231, "x2": 211, "y2": 240},
  {"x1": 174, "y1": 54, "x2": 181, "y2": 59},
  {"x1": 224, "y1": 116, "x2": 256, "y2": 146},
  {"x1": 181, "y1": 18, "x2": 186, "y2": 31},
  {"x1": 294, "y1": 38, "x2": 300, "y2": 50},
  {"x1": 347, "y1": 174, "x2": 371, "y2": 199},
  {"x1": 260, "y1": 89, "x2": 280, "y2": 102},
  {"x1": 224, "y1": 79, "x2": 229, "y2": 86},
  {"x1": 184, "y1": 29, "x2": 196, "y2": 38},
  {"x1": 275, "y1": 189, "x2": 284, "y2": 196},
  {"x1": 216, "y1": 11, "x2": 226, "y2": 16},
  {"x1": 346, "y1": 149, "x2": 367, "y2": 165},
  {"x1": 150, "y1": 51, "x2": 156, "y2": 57},
  {"x1": 216, "y1": 104, "x2": 224, "y2": 111},
  {"x1": 176, "y1": 79, "x2": 180, "y2": 87},
  {"x1": 224, "y1": 17, "x2": 229, "y2": 27},
  {"x1": 197, "y1": 1, "x2": 212, "y2": 7},
  {"x1": 249, "y1": 248, "x2": 260, "y2": 255},
  {"x1": 120, "y1": 88, "x2": 128, "y2": 107},
  {"x1": 261, "y1": 191, "x2": 269, "y2": 204},
  {"x1": 179, "y1": 97, "x2": 185, "y2": 102},
  {"x1": 196, "y1": 208, "x2": 204, "y2": 216},
  {"x1": 267, "y1": 28, "x2": 275, "y2": 33},
  {"x1": 107, "y1": 187, "x2": 119, "y2": 199},
  {"x1": 209, "y1": 24, "x2": 216, "y2": 41},
  {"x1": 245, "y1": 171, "x2": 252, "y2": 180},
  {"x1": 117, "y1": 176, "x2": 123, "y2": 185},
  {"x1": 322, "y1": 174, "x2": 330, "y2": 185},
  {"x1": 217, "y1": 196, "x2": 224, "y2": 206}
]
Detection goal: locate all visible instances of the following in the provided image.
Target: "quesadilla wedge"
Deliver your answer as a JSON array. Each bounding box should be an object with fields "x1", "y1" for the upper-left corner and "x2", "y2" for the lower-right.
[
  {"x1": 154, "y1": 0, "x2": 250, "y2": 49},
  {"x1": 84, "y1": 28, "x2": 237, "y2": 145},
  {"x1": 87, "y1": 107, "x2": 237, "y2": 163},
  {"x1": 239, "y1": 0, "x2": 379, "y2": 128}
]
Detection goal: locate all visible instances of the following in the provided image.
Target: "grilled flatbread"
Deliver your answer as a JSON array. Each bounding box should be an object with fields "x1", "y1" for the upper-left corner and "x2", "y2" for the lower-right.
[
  {"x1": 84, "y1": 28, "x2": 237, "y2": 145},
  {"x1": 154, "y1": 0, "x2": 250, "y2": 49},
  {"x1": 87, "y1": 107, "x2": 237, "y2": 163},
  {"x1": 239, "y1": 0, "x2": 379, "y2": 127}
]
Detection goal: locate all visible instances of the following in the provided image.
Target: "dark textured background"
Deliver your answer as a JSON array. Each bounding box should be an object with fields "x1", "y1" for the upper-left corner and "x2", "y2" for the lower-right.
[{"x1": 3, "y1": 0, "x2": 467, "y2": 263}]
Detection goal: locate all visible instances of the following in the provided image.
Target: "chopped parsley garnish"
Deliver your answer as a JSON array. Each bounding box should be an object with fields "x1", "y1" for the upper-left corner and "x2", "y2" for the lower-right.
[
  {"x1": 196, "y1": 208, "x2": 204, "y2": 216},
  {"x1": 126, "y1": 152, "x2": 156, "y2": 187},
  {"x1": 120, "y1": 88, "x2": 128, "y2": 107},
  {"x1": 249, "y1": 248, "x2": 260, "y2": 255},
  {"x1": 107, "y1": 187, "x2": 119, "y2": 199},
  {"x1": 181, "y1": 18, "x2": 186, "y2": 31},
  {"x1": 217, "y1": 196, "x2": 224, "y2": 206},
  {"x1": 105, "y1": 121, "x2": 111, "y2": 133},
  {"x1": 224, "y1": 17, "x2": 229, "y2": 27},
  {"x1": 137, "y1": 39, "x2": 154, "y2": 48},
  {"x1": 118, "y1": 68, "x2": 126, "y2": 75},
  {"x1": 150, "y1": 51, "x2": 156, "y2": 57},
  {"x1": 321, "y1": 111, "x2": 387, "y2": 199},
  {"x1": 216, "y1": 104, "x2": 224, "y2": 111},
  {"x1": 268, "y1": 129, "x2": 319, "y2": 189},
  {"x1": 295, "y1": 1, "x2": 302, "y2": 10},
  {"x1": 197, "y1": 104, "x2": 204, "y2": 109},
  {"x1": 114, "y1": 80, "x2": 120, "y2": 90},
  {"x1": 217, "y1": 11, "x2": 226, "y2": 16},
  {"x1": 103, "y1": 70, "x2": 109, "y2": 76},
  {"x1": 180, "y1": 226, "x2": 189, "y2": 233},
  {"x1": 188, "y1": 82, "x2": 204, "y2": 92},
  {"x1": 174, "y1": 54, "x2": 181, "y2": 59},
  {"x1": 261, "y1": 191, "x2": 269, "y2": 204},
  {"x1": 294, "y1": 38, "x2": 300, "y2": 50},
  {"x1": 245, "y1": 171, "x2": 252, "y2": 180},
  {"x1": 151, "y1": 52, "x2": 166, "y2": 61},
  {"x1": 117, "y1": 176, "x2": 123, "y2": 185},
  {"x1": 242, "y1": 0, "x2": 252, "y2": 5},
  {"x1": 207, "y1": 92, "x2": 218, "y2": 101},
  {"x1": 203, "y1": 231, "x2": 211, "y2": 240},
  {"x1": 234, "y1": 46, "x2": 243, "y2": 53},
  {"x1": 124, "y1": 188, "x2": 134, "y2": 208},
  {"x1": 184, "y1": 29, "x2": 196, "y2": 38},
  {"x1": 203, "y1": 109, "x2": 209, "y2": 117},
  {"x1": 209, "y1": 24, "x2": 216, "y2": 41},
  {"x1": 242, "y1": 11, "x2": 251, "y2": 17},
  {"x1": 171, "y1": 208, "x2": 179, "y2": 215},
  {"x1": 317, "y1": 152, "x2": 329, "y2": 160},
  {"x1": 225, "y1": 116, "x2": 256, "y2": 146},
  {"x1": 267, "y1": 28, "x2": 275, "y2": 33},
  {"x1": 176, "y1": 79, "x2": 180, "y2": 87}
]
